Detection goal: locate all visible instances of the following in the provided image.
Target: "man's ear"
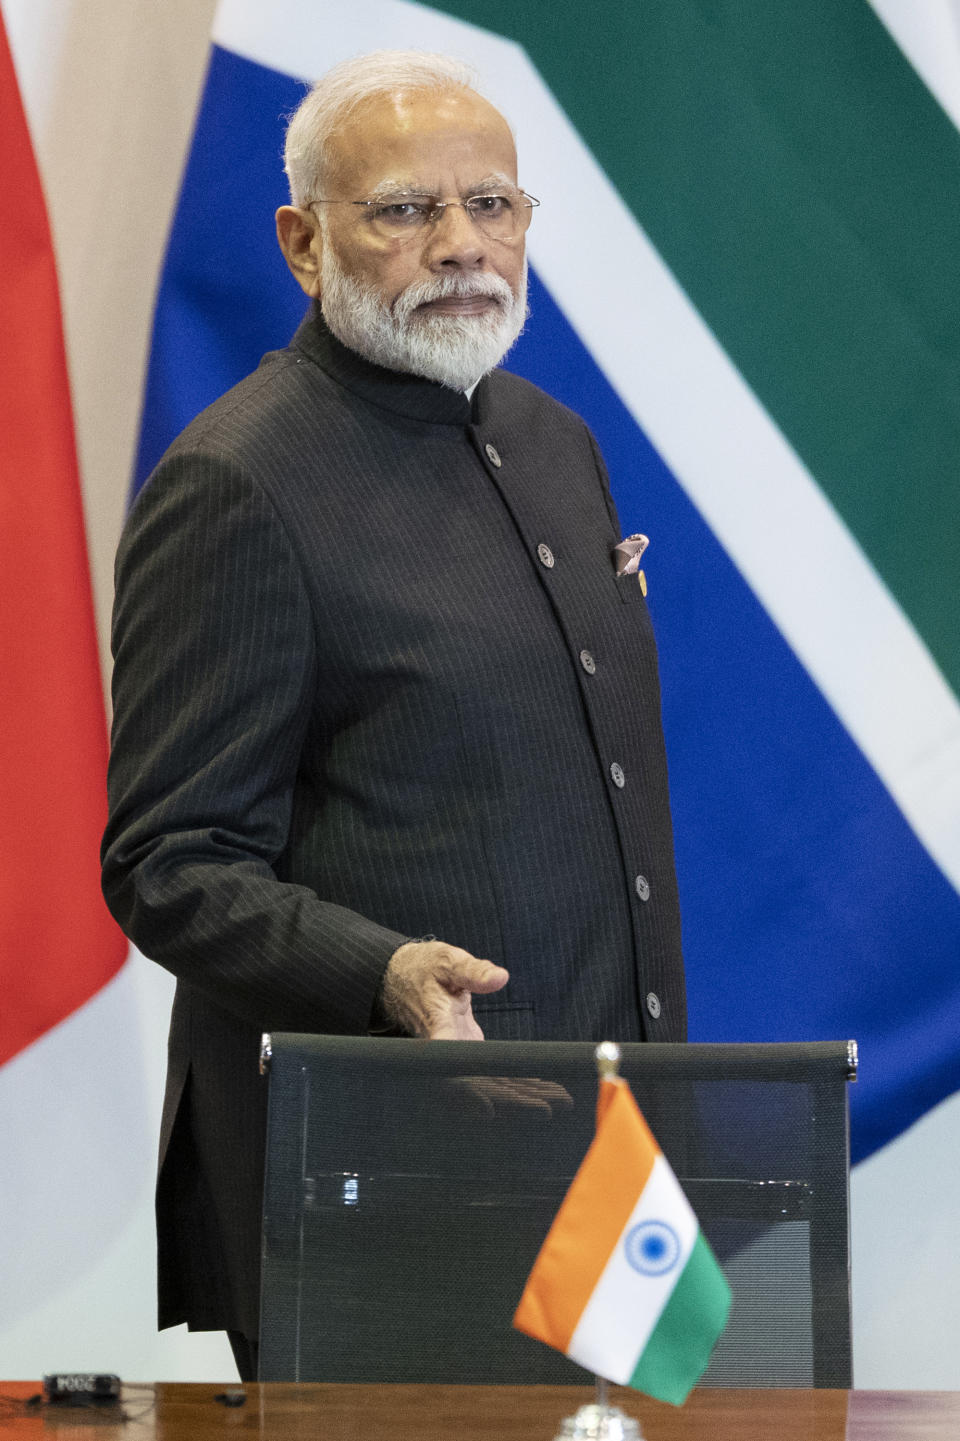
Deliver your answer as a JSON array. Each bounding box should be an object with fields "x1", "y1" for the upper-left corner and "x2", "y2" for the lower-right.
[{"x1": 276, "y1": 206, "x2": 323, "y2": 298}]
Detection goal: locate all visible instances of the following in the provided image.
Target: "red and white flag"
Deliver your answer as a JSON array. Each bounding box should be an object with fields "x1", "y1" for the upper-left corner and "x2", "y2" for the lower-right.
[{"x1": 0, "y1": 11, "x2": 125, "y2": 1064}]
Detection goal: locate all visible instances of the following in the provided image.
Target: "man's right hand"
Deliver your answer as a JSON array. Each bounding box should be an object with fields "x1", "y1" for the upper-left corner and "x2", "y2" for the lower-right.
[{"x1": 380, "y1": 940, "x2": 509, "y2": 1040}]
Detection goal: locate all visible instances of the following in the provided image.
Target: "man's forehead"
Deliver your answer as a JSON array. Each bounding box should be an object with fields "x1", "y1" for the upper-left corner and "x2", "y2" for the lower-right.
[{"x1": 326, "y1": 86, "x2": 518, "y2": 190}]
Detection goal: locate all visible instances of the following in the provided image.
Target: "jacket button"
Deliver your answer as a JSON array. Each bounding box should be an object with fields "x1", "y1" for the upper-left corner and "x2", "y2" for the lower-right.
[
  {"x1": 579, "y1": 649, "x2": 596, "y2": 675},
  {"x1": 610, "y1": 762, "x2": 625, "y2": 788},
  {"x1": 635, "y1": 874, "x2": 651, "y2": 902},
  {"x1": 484, "y1": 442, "x2": 502, "y2": 467},
  {"x1": 537, "y1": 543, "x2": 555, "y2": 568},
  {"x1": 646, "y1": 991, "x2": 661, "y2": 1020}
]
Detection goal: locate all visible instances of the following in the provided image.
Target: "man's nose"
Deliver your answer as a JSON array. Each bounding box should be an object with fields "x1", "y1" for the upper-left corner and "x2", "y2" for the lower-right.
[{"x1": 422, "y1": 202, "x2": 485, "y2": 267}]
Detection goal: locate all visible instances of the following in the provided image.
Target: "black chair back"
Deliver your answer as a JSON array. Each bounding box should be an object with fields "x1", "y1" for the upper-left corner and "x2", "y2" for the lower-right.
[{"x1": 259, "y1": 1036, "x2": 854, "y2": 1386}]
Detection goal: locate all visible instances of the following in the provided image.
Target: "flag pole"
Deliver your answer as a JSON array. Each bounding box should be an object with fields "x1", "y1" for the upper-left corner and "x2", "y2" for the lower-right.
[
  {"x1": 552, "y1": 1044, "x2": 643, "y2": 1441},
  {"x1": 595, "y1": 1040, "x2": 622, "y2": 1080}
]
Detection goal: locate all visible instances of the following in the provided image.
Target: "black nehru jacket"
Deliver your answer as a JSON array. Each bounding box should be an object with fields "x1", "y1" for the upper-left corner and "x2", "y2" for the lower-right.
[{"x1": 102, "y1": 305, "x2": 686, "y2": 1337}]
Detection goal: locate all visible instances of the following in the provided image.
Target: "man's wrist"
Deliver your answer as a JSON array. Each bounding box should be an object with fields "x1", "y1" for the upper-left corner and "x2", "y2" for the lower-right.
[{"x1": 368, "y1": 935, "x2": 436, "y2": 1034}]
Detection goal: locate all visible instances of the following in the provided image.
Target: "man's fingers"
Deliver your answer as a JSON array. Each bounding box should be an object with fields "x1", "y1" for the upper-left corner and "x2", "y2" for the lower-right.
[
  {"x1": 512, "y1": 1079, "x2": 574, "y2": 1108},
  {"x1": 446, "y1": 1076, "x2": 575, "y2": 1117}
]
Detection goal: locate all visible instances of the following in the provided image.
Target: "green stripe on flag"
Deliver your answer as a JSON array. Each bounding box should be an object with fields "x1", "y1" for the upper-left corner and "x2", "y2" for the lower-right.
[
  {"x1": 627, "y1": 1232, "x2": 732, "y2": 1405},
  {"x1": 431, "y1": 0, "x2": 960, "y2": 700}
]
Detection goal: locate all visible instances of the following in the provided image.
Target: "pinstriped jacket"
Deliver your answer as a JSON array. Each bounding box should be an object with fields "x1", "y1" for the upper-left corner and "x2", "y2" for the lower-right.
[{"x1": 102, "y1": 306, "x2": 685, "y2": 1336}]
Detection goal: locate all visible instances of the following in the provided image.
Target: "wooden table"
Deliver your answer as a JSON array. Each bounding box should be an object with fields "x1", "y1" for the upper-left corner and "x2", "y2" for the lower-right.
[{"x1": 1, "y1": 1384, "x2": 959, "y2": 1439}]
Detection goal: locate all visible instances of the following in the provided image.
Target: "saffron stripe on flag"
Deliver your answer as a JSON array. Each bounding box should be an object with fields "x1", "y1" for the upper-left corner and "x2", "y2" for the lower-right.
[{"x1": 513, "y1": 1080, "x2": 658, "y2": 1352}]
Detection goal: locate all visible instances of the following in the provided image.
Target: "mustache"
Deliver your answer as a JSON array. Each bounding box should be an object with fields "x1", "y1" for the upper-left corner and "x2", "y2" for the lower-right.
[{"x1": 392, "y1": 271, "x2": 515, "y2": 321}]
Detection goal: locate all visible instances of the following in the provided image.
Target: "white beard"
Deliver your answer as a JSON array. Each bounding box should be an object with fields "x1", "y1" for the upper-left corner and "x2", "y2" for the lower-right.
[{"x1": 319, "y1": 246, "x2": 528, "y2": 391}]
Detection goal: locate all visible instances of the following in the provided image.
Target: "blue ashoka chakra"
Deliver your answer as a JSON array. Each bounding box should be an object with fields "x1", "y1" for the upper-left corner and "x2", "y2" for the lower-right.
[{"x1": 624, "y1": 1220, "x2": 681, "y2": 1277}]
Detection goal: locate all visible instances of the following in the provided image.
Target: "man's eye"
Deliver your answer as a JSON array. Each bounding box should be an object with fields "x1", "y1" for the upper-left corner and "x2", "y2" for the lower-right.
[
  {"x1": 372, "y1": 201, "x2": 428, "y2": 225},
  {"x1": 468, "y1": 194, "x2": 512, "y2": 216}
]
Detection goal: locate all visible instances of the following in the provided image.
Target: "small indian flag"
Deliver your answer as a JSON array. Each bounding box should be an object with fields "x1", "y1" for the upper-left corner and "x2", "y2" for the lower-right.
[{"x1": 514, "y1": 1075, "x2": 731, "y2": 1405}]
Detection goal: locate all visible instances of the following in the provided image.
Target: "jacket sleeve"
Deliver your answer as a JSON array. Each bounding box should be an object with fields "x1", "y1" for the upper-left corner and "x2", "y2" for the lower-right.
[{"x1": 101, "y1": 450, "x2": 407, "y2": 1033}]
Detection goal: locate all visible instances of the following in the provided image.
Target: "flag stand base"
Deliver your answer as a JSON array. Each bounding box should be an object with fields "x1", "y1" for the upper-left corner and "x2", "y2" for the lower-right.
[{"x1": 553, "y1": 1401, "x2": 643, "y2": 1440}]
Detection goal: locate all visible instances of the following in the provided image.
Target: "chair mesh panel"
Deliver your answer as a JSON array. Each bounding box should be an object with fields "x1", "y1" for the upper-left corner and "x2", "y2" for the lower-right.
[{"x1": 259, "y1": 1038, "x2": 852, "y2": 1386}]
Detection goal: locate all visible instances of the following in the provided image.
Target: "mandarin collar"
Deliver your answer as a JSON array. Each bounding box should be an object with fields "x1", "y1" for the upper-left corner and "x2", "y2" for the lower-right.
[{"x1": 290, "y1": 303, "x2": 482, "y2": 427}]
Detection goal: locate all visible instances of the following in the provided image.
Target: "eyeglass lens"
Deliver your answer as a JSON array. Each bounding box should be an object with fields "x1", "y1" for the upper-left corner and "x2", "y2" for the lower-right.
[{"x1": 367, "y1": 194, "x2": 536, "y2": 241}]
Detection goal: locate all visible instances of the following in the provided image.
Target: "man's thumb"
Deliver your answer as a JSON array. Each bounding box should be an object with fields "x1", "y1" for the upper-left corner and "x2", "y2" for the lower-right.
[{"x1": 462, "y1": 959, "x2": 510, "y2": 995}]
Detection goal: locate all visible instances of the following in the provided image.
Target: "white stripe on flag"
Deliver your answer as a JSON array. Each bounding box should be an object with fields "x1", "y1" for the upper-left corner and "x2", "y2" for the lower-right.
[
  {"x1": 868, "y1": 0, "x2": 960, "y2": 134},
  {"x1": 213, "y1": 0, "x2": 500, "y2": 73},
  {"x1": 212, "y1": 0, "x2": 960, "y2": 897},
  {"x1": 566, "y1": 1155, "x2": 698, "y2": 1384}
]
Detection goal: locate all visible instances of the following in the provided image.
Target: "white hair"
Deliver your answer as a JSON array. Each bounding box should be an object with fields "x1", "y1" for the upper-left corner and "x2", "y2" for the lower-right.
[
  {"x1": 320, "y1": 249, "x2": 528, "y2": 390},
  {"x1": 284, "y1": 50, "x2": 490, "y2": 206}
]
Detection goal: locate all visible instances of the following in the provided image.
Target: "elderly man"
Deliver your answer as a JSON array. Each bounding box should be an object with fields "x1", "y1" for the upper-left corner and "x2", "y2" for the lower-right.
[{"x1": 102, "y1": 50, "x2": 685, "y2": 1378}]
